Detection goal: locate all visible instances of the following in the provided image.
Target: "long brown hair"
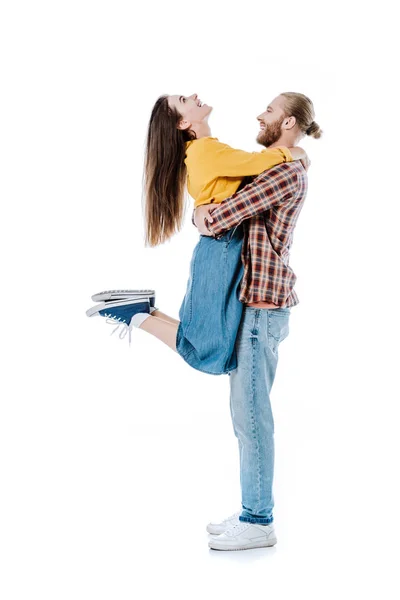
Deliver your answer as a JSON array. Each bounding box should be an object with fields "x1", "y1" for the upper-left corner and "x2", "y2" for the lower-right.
[
  {"x1": 143, "y1": 95, "x2": 196, "y2": 247},
  {"x1": 281, "y1": 92, "x2": 323, "y2": 139}
]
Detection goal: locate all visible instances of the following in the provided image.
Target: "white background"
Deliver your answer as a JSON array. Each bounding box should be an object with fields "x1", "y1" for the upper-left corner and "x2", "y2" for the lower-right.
[{"x1": 0, "y1": 1, "x2": 398, "y2": 598}]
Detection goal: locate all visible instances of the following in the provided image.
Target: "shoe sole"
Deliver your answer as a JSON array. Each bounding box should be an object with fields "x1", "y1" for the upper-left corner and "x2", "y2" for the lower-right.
[
  {"x1": 92, "y1": 289, "x2": 155, "y2": 302},
  {"x1": 86, "y1": 298, "x2": 150, "y2": 318},
  {"x1": 208, "y1": 537, "x2": 277, "y2": 551}
]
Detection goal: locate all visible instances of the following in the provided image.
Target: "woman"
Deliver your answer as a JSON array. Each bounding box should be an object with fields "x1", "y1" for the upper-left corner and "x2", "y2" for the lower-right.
[{"x1": 87, "y1": 94, "x2": 308, "y2": 374}]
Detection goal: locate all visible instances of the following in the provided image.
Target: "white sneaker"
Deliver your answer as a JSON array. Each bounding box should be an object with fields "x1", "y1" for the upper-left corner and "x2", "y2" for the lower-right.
[
  {"x1": 208, "y1": 522, "x2": 277, "y2": 551},
  {"x1": 206, "y1": 511, "x2": 241, "y2": 535}
]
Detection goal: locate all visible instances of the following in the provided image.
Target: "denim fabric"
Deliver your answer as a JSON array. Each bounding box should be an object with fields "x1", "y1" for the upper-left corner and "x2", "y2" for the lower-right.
[
  {"x1": 176, "y1": 224, "x2": 244, "y2": 375},
  {"x1": 228, "y1": 306, "x2": 291, "y2": 525}
]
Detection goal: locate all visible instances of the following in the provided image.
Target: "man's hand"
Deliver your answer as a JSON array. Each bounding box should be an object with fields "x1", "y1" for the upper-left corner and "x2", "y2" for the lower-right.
[{"x1": 194, "y1": 204, "x2": 215, "y2": 236}]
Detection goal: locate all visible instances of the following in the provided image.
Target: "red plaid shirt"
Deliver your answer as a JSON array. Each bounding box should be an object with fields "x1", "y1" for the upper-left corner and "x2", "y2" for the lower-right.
[{"x1": 200, "y1": 162, "x2": 308, "y2": 307}]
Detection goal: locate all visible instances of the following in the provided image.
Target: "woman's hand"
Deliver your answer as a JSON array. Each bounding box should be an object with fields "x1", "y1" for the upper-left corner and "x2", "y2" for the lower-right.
[
  {"x1": 289, "y1": 146, "x2": 311, "y2": 171},
  {"x1": 194, "y1": 204, "x2": 215, "y2": 236},
  {"x1": 300, "y1": 154, "x2": 311, "y2": 171}
]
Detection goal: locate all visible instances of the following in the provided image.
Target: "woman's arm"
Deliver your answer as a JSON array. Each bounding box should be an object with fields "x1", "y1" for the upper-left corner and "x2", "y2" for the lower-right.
[{"x1": 193, "y1": 138, "x2": 306, "y2": 178}]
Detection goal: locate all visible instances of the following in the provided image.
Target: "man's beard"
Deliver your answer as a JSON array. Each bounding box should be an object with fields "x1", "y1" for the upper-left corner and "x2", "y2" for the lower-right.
[{"x1": 257, "y1": 115, "x2": 285, "y2": 147}]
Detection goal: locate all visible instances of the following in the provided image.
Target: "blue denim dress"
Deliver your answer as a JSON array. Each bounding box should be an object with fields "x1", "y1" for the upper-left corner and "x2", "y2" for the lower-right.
[{"x1": 176, "y1": 224, "x2": 244, "y2": 375}]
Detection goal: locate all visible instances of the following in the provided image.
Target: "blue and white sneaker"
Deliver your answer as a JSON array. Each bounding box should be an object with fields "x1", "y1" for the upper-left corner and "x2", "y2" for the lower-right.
[{"x1": 86, "y1": 298, "x2": 151, "y2": 345}]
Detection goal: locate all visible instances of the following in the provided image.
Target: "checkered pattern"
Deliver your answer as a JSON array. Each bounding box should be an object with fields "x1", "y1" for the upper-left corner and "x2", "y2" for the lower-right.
[{"x1": 204, "y1": 162, "x2": 308, "y2": 307}]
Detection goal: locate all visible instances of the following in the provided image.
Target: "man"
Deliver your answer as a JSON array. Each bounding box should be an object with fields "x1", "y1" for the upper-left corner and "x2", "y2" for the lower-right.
[{"x1": 193, "y1": 92, "x2": 322, "y2": 551}]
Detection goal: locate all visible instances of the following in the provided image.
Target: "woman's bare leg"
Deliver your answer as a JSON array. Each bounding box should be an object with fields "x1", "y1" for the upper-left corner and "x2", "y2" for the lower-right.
[
  {"x1": 151, "y1": 309, "x2": 180, "y2": 326},
  {"x1": 138, "y1": 315, "x2": 179, "y2": 352}
]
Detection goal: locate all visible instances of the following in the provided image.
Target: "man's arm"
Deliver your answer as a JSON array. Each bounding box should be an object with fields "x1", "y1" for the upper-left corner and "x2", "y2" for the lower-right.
[{"x1": 202, "y1": 164, "x2": 300, "y2": 238}]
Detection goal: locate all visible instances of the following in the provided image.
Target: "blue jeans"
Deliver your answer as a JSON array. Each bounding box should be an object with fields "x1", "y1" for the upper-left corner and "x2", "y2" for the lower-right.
[
  {"x1": 176, "y1": 225, "x2": 244, "y2": 375},
  {"x1": 229, "y1": 306, "x2": 291, "y2": 524}
]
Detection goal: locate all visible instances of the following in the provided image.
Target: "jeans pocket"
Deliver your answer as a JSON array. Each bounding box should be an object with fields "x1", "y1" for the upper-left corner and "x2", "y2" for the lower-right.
[{"x1": 267, "y1": 312, "x2": 290, "y2": 353}]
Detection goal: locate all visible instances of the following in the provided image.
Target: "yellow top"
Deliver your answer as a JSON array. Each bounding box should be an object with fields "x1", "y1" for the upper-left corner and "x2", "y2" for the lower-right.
[{"x1": 185, "y1": 136, "x2": 293, "y2": 208}]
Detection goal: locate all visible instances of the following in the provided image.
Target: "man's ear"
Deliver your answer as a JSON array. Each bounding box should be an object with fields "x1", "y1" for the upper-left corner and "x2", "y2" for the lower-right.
[
  {"x1": 283, "y1": 115, "x2": 296, "y2": 131},
  {"x1": 177, "y1": 119, "x2": 191, "y2": 131}
]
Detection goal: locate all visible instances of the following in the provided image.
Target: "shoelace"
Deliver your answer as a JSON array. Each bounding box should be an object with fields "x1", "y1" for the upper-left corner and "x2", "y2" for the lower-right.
[
  {"x1": 104, "y1": 314, "x2": 134, "y2": 346},
  {"x1": 225, "y1": 522, "x2": 249, "y2": 537}
]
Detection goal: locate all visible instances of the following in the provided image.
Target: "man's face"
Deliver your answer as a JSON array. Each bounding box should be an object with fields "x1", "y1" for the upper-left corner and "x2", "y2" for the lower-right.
[{"x1": 256, "y1": 96, "x2": 287, "y2": 147}]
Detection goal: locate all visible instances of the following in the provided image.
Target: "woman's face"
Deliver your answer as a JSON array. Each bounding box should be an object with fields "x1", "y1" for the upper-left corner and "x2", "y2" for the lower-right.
[{"x1": 168, "y1": 93, "x2": 212, "y2": 129}]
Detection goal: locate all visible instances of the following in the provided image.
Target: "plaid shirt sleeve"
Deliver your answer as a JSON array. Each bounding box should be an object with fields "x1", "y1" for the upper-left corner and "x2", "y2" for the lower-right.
[{"x1": 205, "y1": 164, "x2": 299, "y2": 238}]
